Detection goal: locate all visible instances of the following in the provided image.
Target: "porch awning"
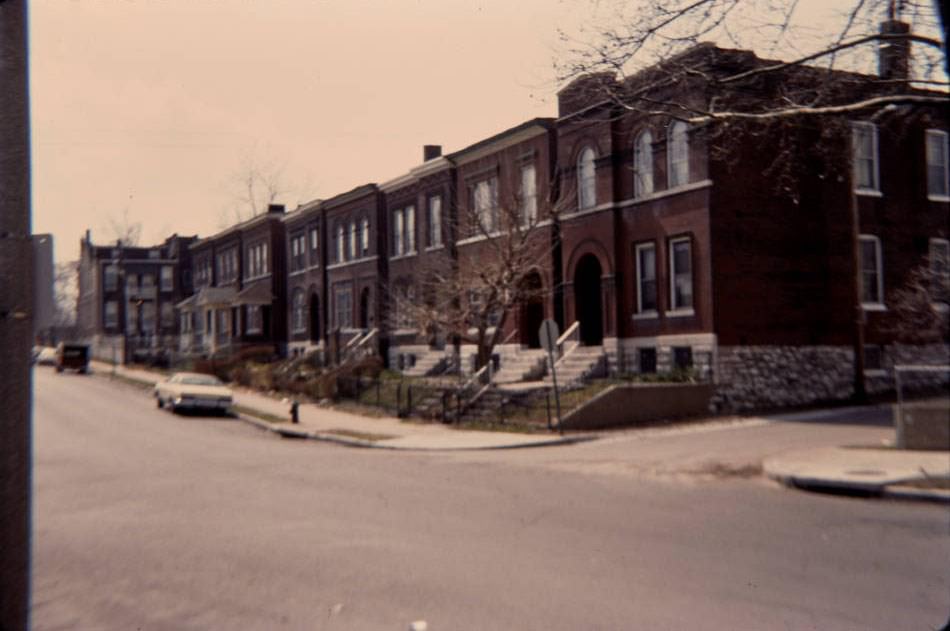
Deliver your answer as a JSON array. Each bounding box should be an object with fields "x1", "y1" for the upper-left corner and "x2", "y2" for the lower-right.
[
  {"x1": 194, "y1": 286, "x2": 237, "y2": 308},
  {"x1": 175, "y1": 294, "x2": 197, "y2": 311},
  {"x1": 233, "y1": 282, "x2": 273, "y2": 306}
]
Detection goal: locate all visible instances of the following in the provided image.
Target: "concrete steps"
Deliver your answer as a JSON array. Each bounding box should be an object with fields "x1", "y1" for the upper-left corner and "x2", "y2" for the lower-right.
[
  {"x1": 492, "y1": 348, "x2": 549, "y2": 383},
  {"x1": 401, "y1": 351, "x2": 448, "y2": 377},
  {"x1": 543, "y1": 345, "x2": 606, "y2": 386}
]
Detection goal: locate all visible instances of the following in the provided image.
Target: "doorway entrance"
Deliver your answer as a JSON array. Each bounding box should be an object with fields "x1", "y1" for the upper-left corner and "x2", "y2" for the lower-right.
[
  {"x1": 520, "y1": 272, "x2": 544, "y2": 348},
  {"x1": 574, "y1": 254, "x2": 603, "y2": 346},
  {"x1": 359, "y1": 287, "x2": 371, "y2": 329}
]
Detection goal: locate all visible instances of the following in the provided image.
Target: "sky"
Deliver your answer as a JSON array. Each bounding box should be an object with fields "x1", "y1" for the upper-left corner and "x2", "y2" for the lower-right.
[
  {"x1": 29, "y1": 0, "x2": 938, "y2": 264},
  {"x1": 30, "y1": 0, "x2": 595, "y2": 263}
]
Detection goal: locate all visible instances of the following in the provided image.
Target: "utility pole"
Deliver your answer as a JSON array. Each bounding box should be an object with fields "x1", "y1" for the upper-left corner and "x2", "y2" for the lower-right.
[{"x1": 0, "y1": 1, "x2": 33, "y2": 629}]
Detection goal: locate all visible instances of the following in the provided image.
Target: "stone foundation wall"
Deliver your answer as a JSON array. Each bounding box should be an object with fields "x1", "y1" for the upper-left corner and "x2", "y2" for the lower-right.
[{"x1": 712, "y1": 344, "x2": 949, "y2": 412}]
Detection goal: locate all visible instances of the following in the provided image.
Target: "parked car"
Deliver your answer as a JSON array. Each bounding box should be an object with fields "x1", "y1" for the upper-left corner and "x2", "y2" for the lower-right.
[
  {"x1": 55, "y1": 343, "x2": 90, "y2": 374},
  {"x1": 154, "y1": 372, "x2": 234, "y2": 414},
  {"x1": 34, "y1": 346, "x2": 57, "y2": 366}
]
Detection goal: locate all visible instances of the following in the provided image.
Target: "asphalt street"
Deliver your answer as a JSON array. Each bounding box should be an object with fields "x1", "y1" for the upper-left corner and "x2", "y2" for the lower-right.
[{"x1": 32, "y1": 367, "x2": 950, "y2": 630}]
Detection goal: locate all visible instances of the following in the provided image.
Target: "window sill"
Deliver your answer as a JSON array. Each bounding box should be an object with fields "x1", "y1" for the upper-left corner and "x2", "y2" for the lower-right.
[
  {"x1": 861, "y1": 303, "x2": 887, "y2": 312},
  {"x1": 390, "y1": 251, "x2": 418, "y2": 262},
  {"x1": 864, "y1": 369, "x2": 887, "y2": 378},
  {"x1": 667, "y1": 308, "x2": 695, "y2": 318},
  {"x1": 244, "y1": 273, "x2": 272, "y2": 282},
  {"x1": 632, "y1": 311, "x2": 659, "y2": 321},
  {"x1": 854, "y1": 188, "x2": 882, "y2": 198},
  {"x1": 289, "y1": 269, "x2": 307, "y2": 277},
  {"x1": 424, "y1": 244, "x2": 445, "y2": 252},
  {"x1": 927, "y1": 194, "x2": 950, "y2": 203}
]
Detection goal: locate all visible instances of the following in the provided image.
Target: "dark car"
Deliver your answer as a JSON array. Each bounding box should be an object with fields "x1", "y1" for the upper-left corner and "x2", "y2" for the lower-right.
[{"x1": 55, "y1": 343, "x2": 90, "y2": 374}]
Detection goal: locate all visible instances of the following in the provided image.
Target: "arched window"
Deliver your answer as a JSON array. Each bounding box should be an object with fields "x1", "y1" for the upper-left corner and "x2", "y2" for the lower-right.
[
  {"x1": 349, "y1": 222, "x2": 357, "y2": 260},
  {"x1": 291, "y1": 288, "x2": 307, "y2": 333},
  {"x1": 360, "y1": 218, "x2": 370, "y2": 255},
  {"x1": 634, "y1": 130, "x2": 654, "y2": 197},
  {"x1": 577, "y1": 146, "x2": 596, "y2": 209},
  {"x1": 667, "y1": 121, "x2": 689, "y2": 188},
  {"x1": 335, "y1": 224, "x2": 345, "y2": 262}
]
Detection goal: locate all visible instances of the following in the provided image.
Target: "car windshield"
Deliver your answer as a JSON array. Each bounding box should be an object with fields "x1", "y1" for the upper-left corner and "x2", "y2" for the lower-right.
[{"x1": 179, "y1": 375, "x2": 223, "y2": 386}]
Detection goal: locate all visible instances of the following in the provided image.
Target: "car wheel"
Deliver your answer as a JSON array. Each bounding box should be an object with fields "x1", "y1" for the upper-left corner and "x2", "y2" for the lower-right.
[{"x1": 55, "y1": 366, "x2": 63, "y2": 373}]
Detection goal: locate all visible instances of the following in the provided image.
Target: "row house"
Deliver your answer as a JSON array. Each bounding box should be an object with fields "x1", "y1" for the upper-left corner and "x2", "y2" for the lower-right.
[
  {"x1": 177, "y1": 205, "x2": 288, "y2": 357},
  {"x1": 76, "y1": 230, "x2": 196, "y2": 363},
  {"x1": 551, "y1": 42, "x2": 948, "y2": 410}
]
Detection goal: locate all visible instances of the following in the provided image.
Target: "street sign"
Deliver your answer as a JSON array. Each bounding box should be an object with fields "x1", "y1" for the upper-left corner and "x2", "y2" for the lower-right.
[{"x1": 539, "y1": 319, "x2": 559, "y2": 353}]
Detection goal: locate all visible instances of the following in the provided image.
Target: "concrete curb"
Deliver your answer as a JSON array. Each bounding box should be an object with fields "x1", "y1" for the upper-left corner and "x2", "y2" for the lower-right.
[
  {"x1": 235, "y1": 412, "x2": 597, "y2": 451},
  {"x1": 765, "y1": 469, "x2": 950, "y2": 504}
]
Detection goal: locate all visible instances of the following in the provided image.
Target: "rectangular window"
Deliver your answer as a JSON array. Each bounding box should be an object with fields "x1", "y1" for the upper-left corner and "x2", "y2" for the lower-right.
[
  {"x1": 126, "y1": 273, "x2": 138, "y2": 294},
  {"x1": 428, "y1": 195, "x2": 443, "y2": 247},
  {"x1": 161, "y1": 302, "x2": 174, "y2": 328},
  {"x1": 635, "y1": 242, "x2": 657, "y2": 315},
  {"x1": 142, "y1": 274, "x2": 155, "y2": 289},
  {"x1": 672, "y1": 347, "x2": 693, "y2": 371},
  {"x1": 668, "y1": 122, "x2": 689, "y2": 188},
  {"x1": 638, "y1": 347, "x2": 657, "y2": 374},
  {"x1": 141, "y1": 302, "x2": 156, "y2": 332},
  {"x1": 926, "y1": 129, "x2": 949, "y2": 199},
  {"x1": 392, "y1": 210, "x2": 404, "y2": 256},
  {"x1": 864, "y1": 345, "x2": 883, "y2": 371},
  {"x1": 859, "y1": 234, "x2": 883, "y2": 307},
  {"x1": 104, "y1": 265, "x2": 118, "y2": 291},
  {"x1": 160, "y1": 266, "x2": 173, "y2": 292},
  {"x1": 361, "y1": 219, "x2": 370, "y2": 255},
  {"x1": 669, "y1": 237, "x2": 693, "y2": 312},
  {"x1": 472, "y1": 178, "x2": 498, "y2": 234},
  {"x1": 334, "y1": 285, "x2": 353, "y2": 329},
  {"x1": 290, "y1": 233, "x2": 306, "y2": 272},
  {"x1": 335, "y1": 225, "x2": 345, "y2": 263},
  {"x1": 261, "y1": 243, "x2": 268, "y2": 275},
  {"x1": 126, "y1": 303, "x2": 138, "y2": 334},
  {"x1": 405, "y1": 206, "x2": 416, "y2": 253},
  {"x1": 521, "y1": 164, "x2": 537, "y2": 225},
  {"x1": 852, "y1": 122, "x2": 880, "y2": 193},
  {"x1": 246, "y1": 305, "x2": 262, "y2": 334},
  {"x1": 104, "y1": 301, "x2": 118, "y2": 328},
  {"x1": 348, "y1": 223, "x2": 357, "y2": 260},
  {"x1": 216, "y1": 309, "x2": 230, "y2": 340}
]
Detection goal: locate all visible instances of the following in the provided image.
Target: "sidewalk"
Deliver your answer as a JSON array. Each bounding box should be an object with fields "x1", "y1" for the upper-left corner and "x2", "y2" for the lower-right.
[
  {"x1": 91, "y1": 361, "x2": 592, "y2": 451},
  {"x1": 764, "y1": 445, "x2": 950, "y2": 503}
]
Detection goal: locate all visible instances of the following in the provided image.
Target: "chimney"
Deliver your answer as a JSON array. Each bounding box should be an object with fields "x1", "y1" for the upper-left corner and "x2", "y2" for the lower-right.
[
  {"x1": 267, "y1": 204, "x2": 285, "y2": 214},
  {"x1": 85, "y1": 229, "x2": 91, "y2": 244},
  {"x1": 878, "y1": 19, "x2": 910, "y2": 81},
  {"x1": 423, "y1": 145, "x2": 442, "y2": 161}
]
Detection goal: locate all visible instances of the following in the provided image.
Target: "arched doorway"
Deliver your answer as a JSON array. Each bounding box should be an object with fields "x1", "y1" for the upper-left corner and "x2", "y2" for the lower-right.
[
  {"x1": 309, "y1": 293, "x2": 320, "y2": 342},
  {"x1": 574, "y1": 254, "x2": 603, "y2": 346},
  {"x1": 359, "y1": 287, "x2": 371, "y2": 330},
  {"x1": 519, "y1": 272, "x2": 544, "y2": 349}
]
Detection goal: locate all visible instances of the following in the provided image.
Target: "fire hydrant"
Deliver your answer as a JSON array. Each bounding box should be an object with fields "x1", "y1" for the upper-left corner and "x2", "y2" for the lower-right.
[{"x1": 290, "y1": 401, "x2": 299, "y2": 424}]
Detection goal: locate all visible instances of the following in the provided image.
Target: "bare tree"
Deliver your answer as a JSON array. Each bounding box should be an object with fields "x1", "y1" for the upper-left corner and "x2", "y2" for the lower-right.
[
  {"x1": 389, "y1": 170, "x2": 557, "y2": 372},
  {"x1": 221, "y1": 147, "x2": 320, "y2": 226},
  {"x1": 52, "y1": 260, "x2": 79, "y2": 329},
  {"x1": 888, "y1": 255, "x2": 950, "y2": 343},
  {"x1": 557, "y1": 0, "x2": 946, "y2": 126},
  {"x1": 106, "y1": 205, "x2": 142, "y2": 246}
]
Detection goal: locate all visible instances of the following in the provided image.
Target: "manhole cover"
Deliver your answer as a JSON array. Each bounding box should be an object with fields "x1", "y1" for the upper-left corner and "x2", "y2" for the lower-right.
[{"x1": 846, "y1": 469, "x2": 885, "y2": 476}]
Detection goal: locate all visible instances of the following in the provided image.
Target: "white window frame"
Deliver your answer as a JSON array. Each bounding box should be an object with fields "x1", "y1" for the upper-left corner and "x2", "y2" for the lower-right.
[
  {"x1": 392, "y1": 209, "x2": 404, "y2": 257},
  {"x1": 104, "y1": 300, "x2": 118, "y2": 328},
  {"x1": 858, "y1": 234, "x2": 885, "y2": 310},
  {"x1": 405, "y1": 205, "x2": 416, "y2": 253},
  {"x1": 472, "y1": 178, "x2": 498, "y2": 234},
  {"x1": 668, "y1": 236, "x2": 694, "y2": 315},
  {"x1": 160, "y1": 265, "x2": 173, "y2": 292},
  {"x1": 360, "y1": 218, "x2": 370, "y2": 255},
  {"x1": 577, "y1": 147, "x2": 596, "y2": 210},
  {"x1": 291, "y1": 289, "x2": 307, "y2": 333},
  {"x1": 634, "y1": 130, "x2": 654, "y2": 198},
  {"x1": 851, "y1": 122, "x2": 880, "y2": 195},
  {"x1": 521, "y1": 163, "x2": 537, "y2": 225},
  {"x1": 335, "y1": 224, "x2": 345, "y2": 262},
  {"x1": 667, "y1": 121, "x2": 689, "y2": 189},
  {"x1": 104, "y1": 265, "x2": 118, "y2": 291},
  {"x1": 348, "y1": 222, "x2": 357, "y2": 260},
  {"x1": 428, "y1": 195, "x2": 443, "y2": 247},
  {"x1": 309, "y1": 227, "x2": 320, "y2": 266},
  {"x1": 634, "y1": 242, "x2": 658, "y2": 317},
  {"x1": 160, "y1": 302, "x2": 174, "y2": 328},
  {"x1": 925, "y1": 129, "x2": 949, "y2": 201},
  {"x1": 334, "y1": 284, "x2": 353, "y2": 329},
  {"x1": 246, "y1": 305, "x2": 262, "y2": 334}
]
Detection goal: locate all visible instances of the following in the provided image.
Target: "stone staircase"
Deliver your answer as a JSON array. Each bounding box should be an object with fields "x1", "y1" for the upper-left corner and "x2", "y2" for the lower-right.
[
  {"x1": 401, "y1": 350, "x2": 449, "y2": 377},
  {"x1": 543, "y1": 345, "x2": 607, "y2": 387},
  {"x1": 492, "y1": 348, "x2": 549, "y2": 383}
]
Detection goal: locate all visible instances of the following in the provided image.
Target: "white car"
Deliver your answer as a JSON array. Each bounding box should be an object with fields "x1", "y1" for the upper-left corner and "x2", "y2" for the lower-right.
[{"x1": 154, "y1": 372, "x2": 234, "y2": 414}]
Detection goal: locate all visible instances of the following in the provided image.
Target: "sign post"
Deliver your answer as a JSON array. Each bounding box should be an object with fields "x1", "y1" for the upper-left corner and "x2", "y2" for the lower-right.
[{"x1": 538, "y1": 319, "x2": 562, "y2": 432}]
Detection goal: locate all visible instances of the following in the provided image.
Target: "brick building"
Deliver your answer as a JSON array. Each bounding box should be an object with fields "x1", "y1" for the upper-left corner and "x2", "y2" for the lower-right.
[
  {"x1": 76, "y1": 230, "x2": 197, "y2": 363},
  {"x1": 177, "y1": 205, "x2": 287, "y2": 357}
]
